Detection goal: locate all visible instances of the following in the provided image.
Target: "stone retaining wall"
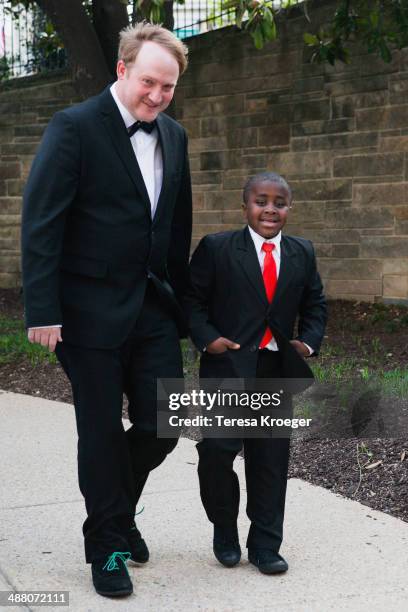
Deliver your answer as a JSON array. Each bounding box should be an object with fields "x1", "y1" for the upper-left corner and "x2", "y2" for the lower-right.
[
  {"x1": 175, "y1": 1, "x2": 408, "y2": 303},
  {"x1": 0, "y1": 74, "x2": 80, "y2": 289},
  {"x1": 1, "y1": 0, "x2": 407, "y2": 302}
]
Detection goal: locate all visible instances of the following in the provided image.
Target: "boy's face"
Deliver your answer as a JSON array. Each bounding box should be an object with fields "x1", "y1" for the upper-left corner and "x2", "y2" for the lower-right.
[{"x1": 243, "y1": 180, "x2": 291, "y2": 238}]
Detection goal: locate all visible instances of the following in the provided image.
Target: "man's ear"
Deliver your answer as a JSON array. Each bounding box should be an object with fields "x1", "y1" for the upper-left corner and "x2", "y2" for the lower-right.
[{"x1": 117, "y1": 60, "x2": 126, "y2": 80}]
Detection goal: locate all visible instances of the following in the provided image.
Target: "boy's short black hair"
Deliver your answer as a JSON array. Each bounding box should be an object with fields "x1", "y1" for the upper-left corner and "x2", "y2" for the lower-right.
[{"x1": 243, "y1": 172, "x2": 292, "y2": 204}]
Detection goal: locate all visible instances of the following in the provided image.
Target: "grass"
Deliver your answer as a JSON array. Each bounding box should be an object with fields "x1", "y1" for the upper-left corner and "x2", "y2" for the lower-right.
[
  {"x1": 0, "y1": 313, "x2": 406, "y2": 399},
  {"x1": 379, "y1": 369, "x2": 408, "y2": 399},
  {"x1": 367, "y1": 303, "x2": 408, "y2": 330},
  {"x1": 0, "y1": 321, "x2": 196, "y2": 371},
  {"x1": 318, "y1": 343, "x2": 346, "y2": 358},
  {"x1": 311, "y1": 358, "x2": 359, "y2": 382},
  {"x1": 0, "y1": 316, "x2": 57, "y2": 365},
  {"x1": 311, "y1": 355, "x2": 408, "y2": 400}
]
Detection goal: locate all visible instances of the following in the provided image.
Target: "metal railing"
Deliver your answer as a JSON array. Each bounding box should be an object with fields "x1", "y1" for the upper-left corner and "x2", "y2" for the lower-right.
[
  {"x1": 173, "y1": 0, "x2": 302, "y2": 39},
  {"x1": 0, "y1": 1, "x2": 66, "y2": 80},
  {"x1": 173, "y1": 0, "x2": 237, "y2": 39},
  {"x1": 0, "y1": 0, "x2": 301, "y2": 81}
]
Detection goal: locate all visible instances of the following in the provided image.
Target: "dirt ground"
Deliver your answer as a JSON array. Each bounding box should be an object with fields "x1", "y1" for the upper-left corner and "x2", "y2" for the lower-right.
[{"x1": 1, "y1": 288, "x2": 407, "y2": 522}]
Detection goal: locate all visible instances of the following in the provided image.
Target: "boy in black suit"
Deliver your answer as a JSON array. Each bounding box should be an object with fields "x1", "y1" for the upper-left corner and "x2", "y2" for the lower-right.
[{"x1": 186, "y1": 172, "x2": 327, "y2": 574}]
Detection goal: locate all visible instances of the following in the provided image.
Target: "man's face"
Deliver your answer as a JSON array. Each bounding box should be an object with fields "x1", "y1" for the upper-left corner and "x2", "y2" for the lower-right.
[
  {"x1": 116, "y1": 41, "x2": 179, "y2": 121},
  {"x1": 243, "y1": 181, "x2": 291, "y2": 238}
]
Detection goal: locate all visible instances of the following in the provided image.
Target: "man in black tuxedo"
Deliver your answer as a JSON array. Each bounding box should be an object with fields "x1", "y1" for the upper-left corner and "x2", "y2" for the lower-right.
[
  {"x1": 21, "y1": 23, "x2": 191, "y2": 597},
  {"x1": 185, "y1": 172, "x2": 326, "y2": 575}
]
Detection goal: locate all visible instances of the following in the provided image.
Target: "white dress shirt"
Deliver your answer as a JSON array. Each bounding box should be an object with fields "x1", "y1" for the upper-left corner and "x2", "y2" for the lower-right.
[
  {"x1": 110, "y1": 82, "x2": 163, "y2": 218},
  {"x1": 248, "y1": 226, "x2": 281, "y2": 351},
  {"x1": 247, "y1": 226, "x2": 313, "y2": 355}
]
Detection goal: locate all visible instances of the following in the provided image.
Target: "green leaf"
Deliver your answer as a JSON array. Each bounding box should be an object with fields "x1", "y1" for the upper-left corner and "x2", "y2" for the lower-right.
[
  {"x1": 264, "y1": 7, "x2": 273, "y2": 25},
  {"x1": 303, "y1": 32, "x2": 319, "y2": 45},
  {"x1": 261, "y1": 14, "x2": 277, "y2": 41},
  {"x1": 270, "y1": 17, "x2": 277, "y2": 40},
  {"x1": 380, "y1": 41, "x2": 392, "y2": 63},
  {"x1": 252, "y1": 25, "x2": 264, "y2": 50},
  {"x1": 338, "y1": 47, "x2": 351, "y2": 64},
  {"x1": 221, "y1": 0, "x2": 237, "y2": 9},
  {"x1": 327, "y1": 48, "x2": 336, "y2": 66},
  {"x1": 236, "y1": 8, "x2": 246, "y2": 29},
  {"x1": 150, "y1": 5, "x2": 163, "y2": 23},
  {"x1": 370, "y1": 11, "x2": 379, "y2": 28}
]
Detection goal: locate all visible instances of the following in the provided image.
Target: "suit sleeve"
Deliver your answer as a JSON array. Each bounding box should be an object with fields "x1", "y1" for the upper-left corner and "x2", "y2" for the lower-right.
[
  {"x1": 166, "y1": 128, "x2": 192, "y2": 302},
  {"x1": 296, "y1": 241, "x2": 327, "y2": 355},
  {"x1": 183, "y1": 236, "x2": 222, "y2": 352},
  {"x1": 21, "y1": 111, "x2": 80, "y2": 328}
]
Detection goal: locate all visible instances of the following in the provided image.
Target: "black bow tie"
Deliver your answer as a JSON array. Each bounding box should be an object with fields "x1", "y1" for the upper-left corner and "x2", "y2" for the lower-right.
[{"x1": 127, "y1": 120, "x2": 156, "y2": 136}]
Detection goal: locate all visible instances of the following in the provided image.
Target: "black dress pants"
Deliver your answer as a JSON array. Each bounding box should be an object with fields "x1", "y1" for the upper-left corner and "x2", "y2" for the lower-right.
[
  {"x1": 56, "y1": 283, "x2": 182, "y2": 562},
  {"x1": 196, "y1": 350, "x2": 291, "y2": 552}
]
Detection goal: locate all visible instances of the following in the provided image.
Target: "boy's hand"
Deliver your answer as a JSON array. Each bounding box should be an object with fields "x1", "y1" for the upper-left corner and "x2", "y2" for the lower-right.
[
  {"x1": 290, "y1": 340, "x2": 310, "y2": 358},
  {"x1": 206, "y1": 337, "x2": 240, "y2": 354}
]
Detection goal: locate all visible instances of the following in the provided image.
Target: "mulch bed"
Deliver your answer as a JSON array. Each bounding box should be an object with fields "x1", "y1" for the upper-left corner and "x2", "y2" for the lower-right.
[{"x1": 1, "y1": 288, "x2": 407, "y2": 522}]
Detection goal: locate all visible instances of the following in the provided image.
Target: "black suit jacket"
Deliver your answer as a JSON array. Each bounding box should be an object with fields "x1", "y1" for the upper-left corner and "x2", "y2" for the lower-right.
[
  {"x1": 185, "y1": 227, "x2": 327, "y2": 380},
  {"x1": 22, "y1": 86, "x2": 192, "y2": 348}
]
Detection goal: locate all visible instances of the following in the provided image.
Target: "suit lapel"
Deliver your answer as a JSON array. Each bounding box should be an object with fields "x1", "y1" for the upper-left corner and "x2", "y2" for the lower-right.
[
  {"x1": 152, "y1": 114, "x2": 172, "y2": 225},
  {"x1": 236, "y1": 227, "x2": 268, "y2": 307},
  {"x1": 98, "y1": 86, "x2": 151, "y2": 214},
  {"x1": 236, "y1": 229, "x2": 298, "y2": 309},
  {"x1": 270, "y1": 235, "x2": 297, "y2": 308}
]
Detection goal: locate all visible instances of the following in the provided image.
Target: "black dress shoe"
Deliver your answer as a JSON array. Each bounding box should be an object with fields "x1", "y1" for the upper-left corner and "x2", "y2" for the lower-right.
[
  {"x1": 128, "y1": 522, "x2": 149, "y2": 564},
  {"x1": 213, "y1": 525, "x2": 241, "y2": 568},
  {"x1": 91, "y1": 551, "x2": 133, "y2": 597},
  {"x1": 248, "y1": 550, "x2": 288, "y2": 574}
]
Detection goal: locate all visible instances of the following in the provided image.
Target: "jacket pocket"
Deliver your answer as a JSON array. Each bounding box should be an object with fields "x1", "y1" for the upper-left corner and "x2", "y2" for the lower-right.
[{"x1": 60, "y1": 253, "x2": 108, "y2": 278}]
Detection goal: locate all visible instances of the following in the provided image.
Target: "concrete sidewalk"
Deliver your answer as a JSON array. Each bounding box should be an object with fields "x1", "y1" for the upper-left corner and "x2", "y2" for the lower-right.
[{"x1": 0, "y1": 390, "x2": 407, "y2": 612}]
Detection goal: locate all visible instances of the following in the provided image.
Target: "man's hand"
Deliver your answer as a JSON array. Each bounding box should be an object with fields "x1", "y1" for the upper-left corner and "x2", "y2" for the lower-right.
[
  {"x1": 206, "y1": 337, "x2": 240, "y2": 354},
  {"x1": 27, "y1": 327, "x2": 62, "y2": 352},
  {"x1": 290, "y1": 340, "x2": 310, "y2": 358}
]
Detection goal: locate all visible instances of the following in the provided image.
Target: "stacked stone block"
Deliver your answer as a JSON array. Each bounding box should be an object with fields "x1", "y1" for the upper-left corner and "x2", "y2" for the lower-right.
[
  {"x1": 0, "y1": 0, "x2": 407, "y2": 302},
  {"x1": 174, "y1": 3, "x2": 408, "y2": 303},
  {"x1": 0, "y1": 76, "x2": 80, "y2": 288}
]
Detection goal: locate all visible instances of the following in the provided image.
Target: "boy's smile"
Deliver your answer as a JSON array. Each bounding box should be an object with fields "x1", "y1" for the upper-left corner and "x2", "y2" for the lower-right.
[{"x1": 242, "y1": 181, "x2": 291, "y2": 239}]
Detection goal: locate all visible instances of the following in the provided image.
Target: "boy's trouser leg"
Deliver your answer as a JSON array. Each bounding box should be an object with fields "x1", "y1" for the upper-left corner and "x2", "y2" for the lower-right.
[
  {"x1": 243, "y1": 347, "x2": 291, "y2": 551},
  {"x1": 196, "y1": 438, "x2": 243, "y2": 527},
  {"x1": 244, "y1": 436, "x2": 290, "y2": 552}
]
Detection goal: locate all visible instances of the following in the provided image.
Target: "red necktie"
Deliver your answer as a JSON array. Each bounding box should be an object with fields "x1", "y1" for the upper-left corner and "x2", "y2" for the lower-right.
[{"x1": 259, "y1": 242, "x2": 277, "y2": 349}]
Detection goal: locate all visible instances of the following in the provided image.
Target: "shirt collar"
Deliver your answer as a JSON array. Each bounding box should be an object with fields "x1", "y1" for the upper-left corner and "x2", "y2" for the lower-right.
[
  {"x1": 110, "y1": 82, "x2": 140, "y2": 130},
  {"x1": 247, "y1": 225, "x2": 281, "y2": 256}
]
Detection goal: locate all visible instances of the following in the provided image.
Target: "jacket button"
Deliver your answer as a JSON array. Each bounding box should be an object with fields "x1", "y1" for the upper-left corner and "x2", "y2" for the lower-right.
[{"x1": 249, "y1": 345, "x2": 258, "y2": 352}]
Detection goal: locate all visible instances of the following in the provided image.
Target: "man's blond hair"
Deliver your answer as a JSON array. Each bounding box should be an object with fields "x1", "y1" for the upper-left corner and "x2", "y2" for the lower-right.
[{"x1": 118, "y1": 22, "x2": 188, "y2": 75}]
